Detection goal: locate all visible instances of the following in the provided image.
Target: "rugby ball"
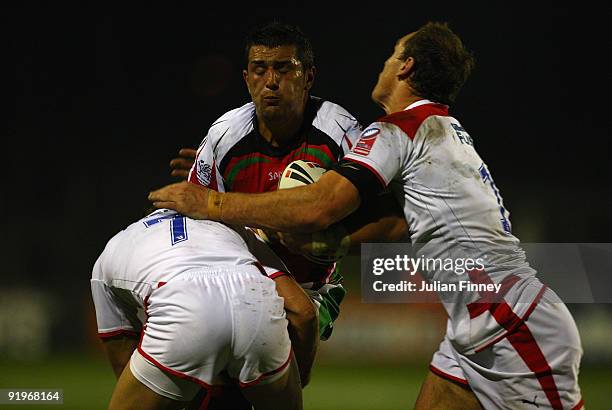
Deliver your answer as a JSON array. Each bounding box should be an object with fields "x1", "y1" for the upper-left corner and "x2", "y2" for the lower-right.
[
  {"x1": 278, "y1": 160, "x2": 326, "y2": 190},
  {"x1": 278, "y1": 161, "x2": 349, "y2": 265}
]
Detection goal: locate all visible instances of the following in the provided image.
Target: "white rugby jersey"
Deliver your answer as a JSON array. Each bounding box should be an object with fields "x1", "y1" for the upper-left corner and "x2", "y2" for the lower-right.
[
  {"x1": 336, "y1": 100, "x2": 546, "y2": 353},
  {"x1": 91, "y1": 209, "x2": 287, "y2": 338}
]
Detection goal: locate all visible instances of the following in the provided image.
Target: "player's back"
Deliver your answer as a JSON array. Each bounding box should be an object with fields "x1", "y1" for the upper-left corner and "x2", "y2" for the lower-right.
[
  {"x1": 93, "y1": 209, "x2": 259, "y2": 299},
  {"x1": 347, "y1": 100, "x2": 544, "y2": 352}
]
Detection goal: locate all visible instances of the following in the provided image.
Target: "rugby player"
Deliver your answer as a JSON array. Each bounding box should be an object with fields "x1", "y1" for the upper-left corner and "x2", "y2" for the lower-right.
[
  {"x1": 150, "y1": 22, "x2": 584, "y2": 409},
  {"x1": 169, "y1": 22, "x2": 407, "y2": 343},
  {"x1": 91, "y1": 209, "x2": 317, "y2": 410}
]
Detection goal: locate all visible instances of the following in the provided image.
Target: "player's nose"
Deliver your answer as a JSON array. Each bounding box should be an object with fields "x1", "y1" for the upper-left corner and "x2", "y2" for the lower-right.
[{"x1": 264, "y1": 68, "x2": 279, "y2": 90}]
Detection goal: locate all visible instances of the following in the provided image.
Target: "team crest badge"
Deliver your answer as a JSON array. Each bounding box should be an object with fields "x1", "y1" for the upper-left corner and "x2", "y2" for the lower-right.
[
  {"x1": 196, "y1": 160, "x2": 212, "y2": 186},
  {"x1": 353, "y1": 127, "x2": 380, "y2": 156}
]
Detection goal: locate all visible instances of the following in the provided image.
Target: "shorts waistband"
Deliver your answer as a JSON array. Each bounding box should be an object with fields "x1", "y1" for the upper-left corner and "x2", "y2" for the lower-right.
[{"x1": 180, "y1": 264, "x2": 265, "y2": 279}]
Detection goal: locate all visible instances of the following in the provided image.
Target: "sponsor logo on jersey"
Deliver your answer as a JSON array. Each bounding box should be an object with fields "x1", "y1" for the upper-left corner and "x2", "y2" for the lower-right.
[
  {"x1": 197, "y1": 160, "x2": 212, "y2": 186},
  {"x1": 353, "y1": 127, "x2": 380, "y2": 156},
  {"x1": 268, "y1": 170, "x2": 283, "y2": 181}
]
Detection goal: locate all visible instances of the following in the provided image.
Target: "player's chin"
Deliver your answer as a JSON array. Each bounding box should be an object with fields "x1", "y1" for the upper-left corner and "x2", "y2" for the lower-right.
[{"x1": 260, "y1": 105, "x2": 284, "y2": 118}]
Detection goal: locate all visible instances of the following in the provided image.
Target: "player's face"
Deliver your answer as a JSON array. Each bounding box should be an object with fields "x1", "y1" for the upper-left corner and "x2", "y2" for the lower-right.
[
  {"x1": 371, "y1": 33, "x2": 414, "y2": 106},
  {"x1": 243, "y1": 45, "x2": 314, "y2": 122}
]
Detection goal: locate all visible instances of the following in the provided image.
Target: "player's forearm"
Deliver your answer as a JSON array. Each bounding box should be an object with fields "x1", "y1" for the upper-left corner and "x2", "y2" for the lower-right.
[
  {"x1": 348, "y1": 214, "x2": 409, "y2": 253},
  {"x1": 274, "y1": 275, "x2": 319, "y2": 387},
  {"x1": 216, "y1": 187, "x2": 338, "y2": 233},
  {"x1": 286, "y1": 309, "x2": 319, "y2": 387},
  {"x1": 214, "y1": 172, "x2": 361, "y2": 233}
]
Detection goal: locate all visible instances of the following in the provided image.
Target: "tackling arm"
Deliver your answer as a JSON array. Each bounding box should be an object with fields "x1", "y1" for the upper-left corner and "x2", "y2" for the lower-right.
[
  {"x1": 273, "y1": 275, "x2": 319, "y2": 387},
  {"x1": 149, "y1": 170, "x2": 361, "y2": 233}
]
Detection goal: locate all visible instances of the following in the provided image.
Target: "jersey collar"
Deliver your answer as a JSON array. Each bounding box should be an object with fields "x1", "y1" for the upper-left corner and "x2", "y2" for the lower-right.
[{"x1": 403, "y1": 99, "x2": 435, "y2": 111}]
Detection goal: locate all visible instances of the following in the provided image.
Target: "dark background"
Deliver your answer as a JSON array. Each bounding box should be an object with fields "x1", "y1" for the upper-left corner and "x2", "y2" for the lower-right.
[{"x1": 5, "y1": 3, "x2": 611, "y2": 351}]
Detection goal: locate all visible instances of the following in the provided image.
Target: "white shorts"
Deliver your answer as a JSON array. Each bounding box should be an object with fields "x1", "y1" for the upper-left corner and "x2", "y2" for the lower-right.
[
  {"x1": 131, "y1": 266, "x2": 292, "y2": 401},
  {"x1": 430, "y1": 288, "x2": 584, "y2": 410}
]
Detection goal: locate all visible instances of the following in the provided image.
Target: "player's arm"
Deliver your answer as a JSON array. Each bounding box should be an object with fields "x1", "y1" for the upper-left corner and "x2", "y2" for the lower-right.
[
  {"x1": 149, "y1": 122, "x2": 406, "y2": 233},
  {"x1": 102, "y1": 336, "x2": 139, "y2": 379},
  {"x1": 343, "y1": 190, "x2": 408, "y2": 252},
  {"x1": 149, "y1": 170, "x2": 360, "y2": 233},
  {"x1": 273, "y1": 275, "x2": 319, "y2": 387},
  {"x1": 279, "y1": 190, "x2": 408, "y2": 260},
  {"x1": 91, "y1": 278, "x2": 143, "y2": 379}
]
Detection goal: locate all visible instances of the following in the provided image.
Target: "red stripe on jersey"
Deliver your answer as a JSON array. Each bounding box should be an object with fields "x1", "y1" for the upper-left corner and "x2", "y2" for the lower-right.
[
  {"x1": 429, "y1": 364, "x2": 469, "y2": 386},
  {"x1": 377, "y1": 102, "x2": 449, "y2": 140},
  {"x1": 571, "y1": 399, "x2": 584, "y2": 410}
]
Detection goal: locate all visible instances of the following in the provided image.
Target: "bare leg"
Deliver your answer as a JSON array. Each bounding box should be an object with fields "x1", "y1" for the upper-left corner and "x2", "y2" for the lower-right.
[
  {"x1": 108, "y1": 360, "x2": 187, "y2": 410},
  {"x1": 414, "y1": 370, "x2": 482, "y2": 410},
  {"x1": 240, "y1": 355, "x2": 302, "y2": 410}
]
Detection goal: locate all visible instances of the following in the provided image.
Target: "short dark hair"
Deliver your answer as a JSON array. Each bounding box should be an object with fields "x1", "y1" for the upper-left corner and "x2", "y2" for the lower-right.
[
  {"x1": 399, "y1": 22, "x2": 475, "y2": 105},
  {"x1": 244, "y1": 22, "x2": 314, "y2": 69}
]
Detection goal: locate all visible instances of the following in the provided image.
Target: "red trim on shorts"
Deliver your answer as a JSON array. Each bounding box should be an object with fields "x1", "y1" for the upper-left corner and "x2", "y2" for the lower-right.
[
  {"x1": 98, "y1": 329, "x2": 139, "y2": 339},
  {"x1": 463, "y1": 270, "x2": 561, "y2": 408},
  {"x1": 474, "y1": 285, "x2": 547, "y2": 353},
  {"x1": 268, "y1": 271, "x2": 288, "y2": 279},
  {"x1": 342, "y1": 157, "x2": 387, "y2": 188},
  {"x1": 467, "y1": 274, "x2": 520, "y2": 318},
  {"x1": 429, "y1": 364, "x2": 469, "y2": 386},
  {"x1": 237, "y1": 350, "x2": 293, "y2": 388},
  {"x1": 506, "y1": 322, "x2": 563, "y2": 410},
  {"x1": 571, "y1": 399, "x2": 584, "y2": 410},
  {"x1": 136, "y1": 346, "x2": 220, "y2": 390}
]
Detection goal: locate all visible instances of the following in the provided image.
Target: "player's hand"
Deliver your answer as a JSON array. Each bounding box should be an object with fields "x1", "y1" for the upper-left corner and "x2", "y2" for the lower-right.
[
  {"x1": 278, "y1": 232, "x2": 314, "y2": 255},
  {"x1": 169, "y1": 148, "x2": 197, "y2": 179},
  {"x1": 148, "y1": 181, "x2": 209, "y2": 219}
]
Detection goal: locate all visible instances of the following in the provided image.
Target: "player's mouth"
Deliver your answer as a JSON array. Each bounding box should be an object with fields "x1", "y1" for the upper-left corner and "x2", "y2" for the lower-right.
[{"x1": 263, "y1": 95, "x2": 281, "y2": 106}]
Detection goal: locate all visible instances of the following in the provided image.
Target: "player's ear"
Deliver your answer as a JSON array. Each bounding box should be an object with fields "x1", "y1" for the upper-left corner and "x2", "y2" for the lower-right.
[
  {"x1": 243, "y1": 69, "x2": 251, "y2": 92},
  {"x1": 397, "y1": 57, "x2": 414, "y2": 80},
  {"x1": 304, "y1": 65, "x2": 315, "y2": 91}
]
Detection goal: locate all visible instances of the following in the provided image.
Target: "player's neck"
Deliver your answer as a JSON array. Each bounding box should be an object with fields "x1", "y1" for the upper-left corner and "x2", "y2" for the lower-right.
[
  {"x1": 381, "y1": 84, "x2": 422, "y2": 115},
  {"x1": 257, "y1": 112, "x2": 304, "y2": 147}
]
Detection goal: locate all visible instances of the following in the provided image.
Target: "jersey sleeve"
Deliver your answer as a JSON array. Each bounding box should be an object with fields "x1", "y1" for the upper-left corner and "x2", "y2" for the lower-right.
[
  {"x1": 334, "y1": 122, "x2": 411, "y2": 200},
  {"x1": 187, "y1": 128, "x2": 226, "y2": 192},
  {"x1": 340, "y1": 117, "x2": 362, "y2": 157},
  {"x1": 90, "y1": 279, "x2": 142, "y2": 339}
]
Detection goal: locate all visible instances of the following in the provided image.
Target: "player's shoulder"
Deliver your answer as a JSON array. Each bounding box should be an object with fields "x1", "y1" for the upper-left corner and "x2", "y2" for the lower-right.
[
  {"x1": 377, "y1": 101, "x2": 449, "y2": 140},
  {"x1": 204, "y1": 102, "x2": 256, "y2": 147},
  {"x1": 311, "y1": 96, "x2": 360, "y2": 139}
]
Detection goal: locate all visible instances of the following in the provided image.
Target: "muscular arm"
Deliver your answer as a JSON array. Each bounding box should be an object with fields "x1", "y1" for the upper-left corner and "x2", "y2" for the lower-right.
[
  {"x1": 102, "y1": 336, "x2": 139, "y2": 379},
  {"x1": 278, "y1": 190, "x2": 408, "y2": 260},
  {"x1": 343, "y1": 190, "x2": 408, "y2": 252},
  {"x1": 149, "y1": 170, "x2": 361, "y2": 233},
  {"x1": 273, "y1": 275, "x2": 319, "y2": 387}
]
